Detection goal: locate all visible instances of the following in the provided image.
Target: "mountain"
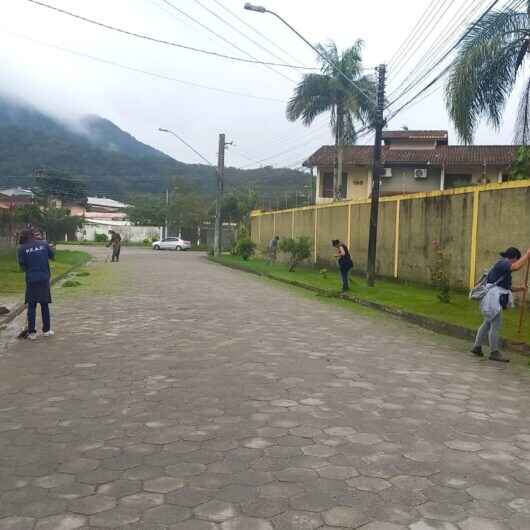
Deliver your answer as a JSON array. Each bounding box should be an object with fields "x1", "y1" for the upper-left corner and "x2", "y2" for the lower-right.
[{"x1": 0, "y1": 96, "x2": 311, "y2": 200}]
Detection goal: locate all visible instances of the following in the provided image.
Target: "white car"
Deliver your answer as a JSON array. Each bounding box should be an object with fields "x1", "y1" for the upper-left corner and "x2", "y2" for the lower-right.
[{"x1": 152, "y1": 237, "x2": 191, "y2": 251}]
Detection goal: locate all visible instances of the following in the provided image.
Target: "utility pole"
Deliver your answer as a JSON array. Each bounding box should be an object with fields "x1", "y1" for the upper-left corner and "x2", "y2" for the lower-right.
[
  {"x1": 214, "y1": 133, "x2": 226, "y2": 256},
  {"x1": 164, "y1": 188, "x2": 169, "y2": 239},
  {"x1": 366, "y1": 64, "x2": 387, "y2": 287}
]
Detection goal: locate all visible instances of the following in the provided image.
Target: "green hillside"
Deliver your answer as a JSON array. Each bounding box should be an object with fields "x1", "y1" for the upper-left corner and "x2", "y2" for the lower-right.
[{"x1": 0, "y1": 96, "x2": 311, "y2": 200}]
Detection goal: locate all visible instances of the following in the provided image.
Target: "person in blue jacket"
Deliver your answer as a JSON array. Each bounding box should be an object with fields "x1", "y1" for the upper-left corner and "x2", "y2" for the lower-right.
[{"x1": 17, "y1": 229, "x2": 55, "y2": 340}]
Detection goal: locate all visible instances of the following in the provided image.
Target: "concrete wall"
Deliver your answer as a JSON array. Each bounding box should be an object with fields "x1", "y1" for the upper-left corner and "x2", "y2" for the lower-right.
[
  {"x1": 79, "y1": 223, "x2": 161, "y2": 243},
  {"x1": 250, "y1": 181, "x2": 530, "y2": 288}
]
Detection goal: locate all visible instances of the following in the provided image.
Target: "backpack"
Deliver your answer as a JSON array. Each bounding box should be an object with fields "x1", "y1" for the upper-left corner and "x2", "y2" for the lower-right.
[{"x1": 469, "y1": 267, "x2": 506, "y2": 301}]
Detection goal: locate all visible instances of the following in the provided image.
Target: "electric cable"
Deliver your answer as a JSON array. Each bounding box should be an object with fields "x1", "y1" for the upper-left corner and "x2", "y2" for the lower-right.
[{"x1": 24, "y1": 0, "x2": 316, "y2": 70}]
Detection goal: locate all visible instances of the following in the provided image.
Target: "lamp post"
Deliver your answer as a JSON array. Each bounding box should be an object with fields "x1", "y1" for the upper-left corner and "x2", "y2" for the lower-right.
[
  {"x1": 158, "y1": 127, "x2": 218, "y2": 252},
  {"x1": 243, "y1": 4, "x2": 386, "y2": 285}
]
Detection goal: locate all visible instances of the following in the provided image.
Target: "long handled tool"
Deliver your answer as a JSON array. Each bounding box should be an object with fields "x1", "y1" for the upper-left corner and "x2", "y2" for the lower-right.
[{"x1": 518, "y1": 261, "x2": 530, "y2": 336}]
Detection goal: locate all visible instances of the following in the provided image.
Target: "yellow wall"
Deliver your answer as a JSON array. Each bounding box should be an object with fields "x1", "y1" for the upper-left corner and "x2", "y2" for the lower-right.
[{"x1": 251, "y1": 180, "x2": 530, "y2": 288}]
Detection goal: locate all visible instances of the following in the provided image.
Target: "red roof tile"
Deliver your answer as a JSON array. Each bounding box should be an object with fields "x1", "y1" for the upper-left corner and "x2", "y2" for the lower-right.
[{"x1": 303, "y1": 145, "x2": 519, "y2": 167}]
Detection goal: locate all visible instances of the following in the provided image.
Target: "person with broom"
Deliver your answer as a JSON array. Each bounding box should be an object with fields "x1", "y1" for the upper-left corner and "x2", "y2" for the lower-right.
[
  {"x1": 17, "y1": 228, "x2": 55, "y2": 340},
  {"x1": 471, "y1": 247, "x2": 530, "y2": 362}
]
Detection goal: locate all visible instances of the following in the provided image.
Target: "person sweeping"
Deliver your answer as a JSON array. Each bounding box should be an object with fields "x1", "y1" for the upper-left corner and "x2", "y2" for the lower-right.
[
  {"x1": 18, "y1": 229, "x2": 55, "y2": 340},
  {"x1": 471, "y1": 247, "x2": 530, "y2": 362}
]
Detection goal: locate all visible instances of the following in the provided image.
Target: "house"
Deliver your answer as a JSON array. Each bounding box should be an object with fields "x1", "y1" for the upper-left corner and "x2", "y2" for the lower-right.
[
  {"x1": 304, "y1": 130, "x2": 519, "y2": 204},
  {"x1": 0, "y1": 187, "x2": 34, "y2": 209},
  {"x1": 85, "y1": 196, "x2": 130, "y2": 221}
]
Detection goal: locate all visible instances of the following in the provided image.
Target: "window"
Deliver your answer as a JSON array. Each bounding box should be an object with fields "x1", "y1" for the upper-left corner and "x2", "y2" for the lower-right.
[
  {"x1": 321, "y1": 172, "x2": 348, "y2": 198},
  {"x1": 321, "y1": 172, "x2": 334, "y2": 198},
  {"x1": 445, "y1": 174, "x2": 472, "y2": 189}
]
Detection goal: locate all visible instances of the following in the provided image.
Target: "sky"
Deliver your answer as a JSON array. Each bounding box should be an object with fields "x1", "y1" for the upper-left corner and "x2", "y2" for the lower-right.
[{"x1": 0, "y1": 0, "x2": 525, "y2": 169}]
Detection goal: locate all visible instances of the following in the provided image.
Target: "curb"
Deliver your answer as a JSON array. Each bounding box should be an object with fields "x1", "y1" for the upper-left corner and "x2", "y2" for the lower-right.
[
  {"x1": 210, "y1": 258, "x2": 530, "y2": 357},
  {"x1": 0, "y1": 257, "x2": 91, "y2": 332}
]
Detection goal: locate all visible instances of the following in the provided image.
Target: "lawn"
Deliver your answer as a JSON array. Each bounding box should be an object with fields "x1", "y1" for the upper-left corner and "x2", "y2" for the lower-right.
[
  {"x1": 0, "y1": 248, "x2": 90, "y2": 296},
  {"x1": 213, "y1": 255, "x2": 530, "y2": 346}
]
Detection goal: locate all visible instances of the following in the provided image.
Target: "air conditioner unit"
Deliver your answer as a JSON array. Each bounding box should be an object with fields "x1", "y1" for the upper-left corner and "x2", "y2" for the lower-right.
[
  {"x1": 414, "y1": 168, "x2": 428, "y2": 179},
  {"x1": 382, "y1": 168, "x2": 392, "y2": 178}
]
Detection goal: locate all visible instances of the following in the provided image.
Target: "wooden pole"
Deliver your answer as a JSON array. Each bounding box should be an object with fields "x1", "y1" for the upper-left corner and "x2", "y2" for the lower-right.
[{"x1": 518, "y1": 261, "x2": 530, "y2": 336}]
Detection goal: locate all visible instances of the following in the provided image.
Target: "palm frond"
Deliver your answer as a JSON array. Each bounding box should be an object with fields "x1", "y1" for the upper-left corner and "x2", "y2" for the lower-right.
[
  {"x1": 516, "y1": 76, "x2": 530, "y2": 145},
  {"x1": 286, "y1": 74, "x2": 335, "y2": 126},
  {"x1": 316, "y1": 41, "x2": 339, "y2": 76},
  {"x1": 446, "y1": 8, "x2": 529, "y2": 143},
  {"x1": 339, "y1": 40, "x2": 364, "y2": 82}
]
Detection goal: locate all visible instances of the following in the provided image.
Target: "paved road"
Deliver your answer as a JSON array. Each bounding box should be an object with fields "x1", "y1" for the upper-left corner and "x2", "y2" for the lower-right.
[{"x1": 1, "y1": 249, "x2": 530, "y2": 530}]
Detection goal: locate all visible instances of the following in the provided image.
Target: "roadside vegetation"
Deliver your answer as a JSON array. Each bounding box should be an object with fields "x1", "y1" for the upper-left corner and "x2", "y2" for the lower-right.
[
  {"x1": 0, "y1": 249, "x2": 90, "y2": 295},
  {"x1": 212, "y1": 254, "x2": 530, "y2": 346}
]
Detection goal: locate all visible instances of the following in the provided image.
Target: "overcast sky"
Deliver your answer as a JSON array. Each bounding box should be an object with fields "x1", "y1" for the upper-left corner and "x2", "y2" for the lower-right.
[{"x1": 1, "y1": 0, "x2": 525, "y2": 169}]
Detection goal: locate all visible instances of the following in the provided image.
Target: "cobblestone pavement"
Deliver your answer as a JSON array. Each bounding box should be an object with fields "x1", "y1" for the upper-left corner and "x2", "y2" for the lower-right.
[{"x1": 1, "y1": 249, "x2": 530, "y2": 530}]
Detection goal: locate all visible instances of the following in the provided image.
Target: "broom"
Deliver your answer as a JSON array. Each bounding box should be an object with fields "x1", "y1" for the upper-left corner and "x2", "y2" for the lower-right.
[{"x1": 517, "y1": 261, "x2": 530, "y2": 336}]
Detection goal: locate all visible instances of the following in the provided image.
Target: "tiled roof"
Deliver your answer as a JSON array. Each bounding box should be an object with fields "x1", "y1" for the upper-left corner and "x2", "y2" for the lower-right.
[
  {"x1": 0, "y1": 187, "x2": 34, "y2": 198},
  {"x1": 303, "y1": 145, "x2": 519, "y2": 167},
  {"x1": 383, "y1": 130, "x2": 448, "y2": 141}
]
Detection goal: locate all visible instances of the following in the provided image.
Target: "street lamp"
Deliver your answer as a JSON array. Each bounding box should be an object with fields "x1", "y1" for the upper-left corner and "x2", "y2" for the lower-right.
[
  {"x1": 243, "y1": 3, "x2": 385, "y2": 287},
  {"x1": 244, "y1": 3, "x2": 266, "y2": 13},
  {"x1": 243, "y1": 3, "x2": 373, "y2": 100},
  {"x1": 158, "y1": 128, "x2": 214, "y2": 241}
]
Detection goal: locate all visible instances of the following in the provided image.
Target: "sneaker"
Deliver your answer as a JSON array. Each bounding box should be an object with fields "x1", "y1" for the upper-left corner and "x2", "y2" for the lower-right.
[
  {"x1": 27, "y1": 332, "x2": 37, "y2": 341},
  {"x1": 489, "y1": 351, "x2": 510, "y2": 363},
  {"x1": 470, "y1": 346, "x2": 484, "y2": 357},
  {"x1": 43, "y1": 330, "x2": 55, "y2": 337}
]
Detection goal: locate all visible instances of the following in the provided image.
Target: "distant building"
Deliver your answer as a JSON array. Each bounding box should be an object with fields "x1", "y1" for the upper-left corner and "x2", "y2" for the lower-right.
[
  {"x1": 0, "y1": 187, "x2": 34, "y2": 209},
  {"x1": 85, "y1": 196, "x2": 130, "y2": 221},
  {"x1": 304, "y1": 130, "x2": 518, "y2": 204}
]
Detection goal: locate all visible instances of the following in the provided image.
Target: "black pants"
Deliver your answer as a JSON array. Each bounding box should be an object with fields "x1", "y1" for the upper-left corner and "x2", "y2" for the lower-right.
[
  {"x1": 340, "y1": 266, "x2": 352, "y2": 292},
  {"x1": 28, "y1": 302, "x2": 50, "y2": 333},
  {"x1": 112, "y1": 246, "x2": 121, "y2": 262}
]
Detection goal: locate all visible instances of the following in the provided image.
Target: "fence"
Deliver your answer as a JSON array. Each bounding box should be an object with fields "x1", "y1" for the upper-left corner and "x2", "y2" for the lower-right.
[{"x1": 250, "y1": 180, "x2": 530, "y2": 290}]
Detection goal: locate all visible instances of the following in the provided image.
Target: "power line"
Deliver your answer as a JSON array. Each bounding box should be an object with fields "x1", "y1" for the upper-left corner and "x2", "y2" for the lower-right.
[
  {"x1": 388, "y1": 0, "x2": 438, "y2": 68},
  {"x1": 190, "y1": 0, "x2": 312, "y2": 71},
  {"x1": 240, "y1": 125, "x2": 372, "y2": 169},
  {"x1": 388, "y1": 0, "x2": 489, "y2": 98},
  {"x1": 388, "y1": 0, "x2": 459, "y2": 86},
  {"x1": 385, "y1": 0, "x2": 503, "y2": 111},
  {"x1": 389, "y1": 0, "x2": 449, "y2": 73},
  {"x1": 24, "y1": 0, "x2": 315, "y2": 70},
  {"x1": 159, "y1": 0, "x2": 296, "y2": 84},
  {"x1": 2, "y1": 30, "x2": 286, "y2": 104},
  {"x1": 210, "y1": 0, "x2": 308, "y2": 67}
]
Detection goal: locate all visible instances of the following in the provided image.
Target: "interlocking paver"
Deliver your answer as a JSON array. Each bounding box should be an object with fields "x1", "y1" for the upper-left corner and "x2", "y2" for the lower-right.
[{"x1": 1, "y1": 249, "x2": 530, "y2": 528}]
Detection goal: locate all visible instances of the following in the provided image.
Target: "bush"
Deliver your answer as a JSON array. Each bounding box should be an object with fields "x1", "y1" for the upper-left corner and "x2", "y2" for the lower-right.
[
  {"x1": 143, "y1": 238, "x2": 150, "y2": 246},
  {"x1": 430, "y1": 240, "x2": 451, "y2": 303},
  {"x1": 235, "y1": 237, "x2": 256, "y2": 261},
  {"x1": 279, "y1": 236, "x2": 312, "y2": 272},
  {"x1": 95, "y1": 233, "x2": 108, "y2": 243}
]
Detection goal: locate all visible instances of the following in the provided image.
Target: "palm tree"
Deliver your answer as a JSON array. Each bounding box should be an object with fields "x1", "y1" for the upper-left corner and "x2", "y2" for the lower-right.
[
  {"x1": 446, "y1": 2, "x2": 530, "y2": 144},
  {"x1": 286, "y1": 40, "x2": 376, "y2": 198}
]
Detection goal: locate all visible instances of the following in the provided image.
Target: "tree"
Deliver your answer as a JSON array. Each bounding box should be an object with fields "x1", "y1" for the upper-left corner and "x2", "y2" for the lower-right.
[
  {"x1": 40, "y1": 207, "x2": 83, "y2": 242},
  {"x1": 286, "y1": 40, "x2": 376, "y2": 198},
  {"x1": 511, "y1": 146, "x2": 530, "y2": 179},
  {"x1": 446, "y1": 2, "x2": 530, "y2": 144},
  {"x1": 279, "y1": 237, "x2": 312, "y2": 272},
  {"x1": 126, "y1": 195, "x2": 167, "y2": 226},
  {"x1": 168, "y1": 192, "x2": 208, "y2": 241},
  {"x1": 33, "y1": 170, "x2": 87, "y2": 206}
]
